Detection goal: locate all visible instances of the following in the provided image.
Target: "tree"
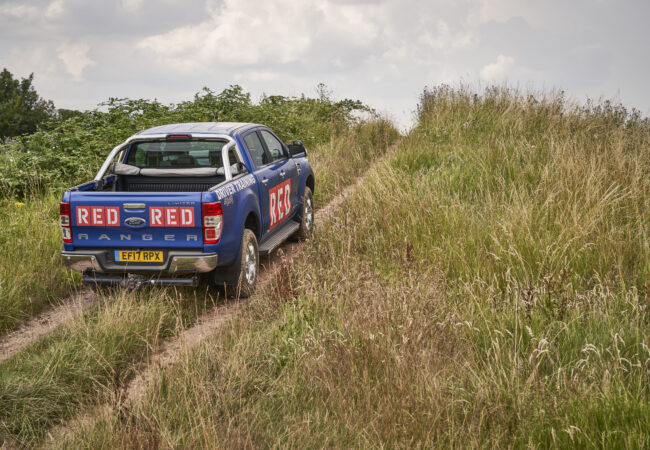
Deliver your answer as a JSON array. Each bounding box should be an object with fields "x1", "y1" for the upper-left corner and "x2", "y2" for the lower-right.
[{"x1": 0, "y1": 68, "x2": 55, "y2": 140}]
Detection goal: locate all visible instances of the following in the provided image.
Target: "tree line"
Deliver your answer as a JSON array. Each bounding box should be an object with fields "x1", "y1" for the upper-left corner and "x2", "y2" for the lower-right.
[{"x1": 0, "y1": 68, "x2": 63, "y2": 140}]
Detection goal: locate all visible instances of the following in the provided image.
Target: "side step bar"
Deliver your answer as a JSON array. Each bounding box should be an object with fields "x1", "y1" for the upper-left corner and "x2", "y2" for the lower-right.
[
  {"x1": 259, "y1": 221, "x2": 300, "y2": 255},
  {"x1": 83, "y1": 273, "x2": 199, "y2": 289}
]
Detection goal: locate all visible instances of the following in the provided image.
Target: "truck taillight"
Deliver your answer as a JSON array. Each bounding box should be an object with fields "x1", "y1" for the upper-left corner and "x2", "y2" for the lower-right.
[
  {"x1": 202, "y1": 201, "x2": 222, "y2": 244},
  {"x1": 60, "y1": 202, "x2": 72, "y2": 243}
]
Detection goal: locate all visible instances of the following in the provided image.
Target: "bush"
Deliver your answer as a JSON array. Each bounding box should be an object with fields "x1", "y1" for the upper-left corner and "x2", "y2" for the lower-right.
[{"x1": 0, "y1": 85, "x2": 370, "y2": 198}]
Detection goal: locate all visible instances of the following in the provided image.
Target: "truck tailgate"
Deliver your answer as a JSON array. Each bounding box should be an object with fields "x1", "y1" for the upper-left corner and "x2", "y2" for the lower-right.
[{"x1": 68, "y1": 192, "x2": 203, "y2": 249}]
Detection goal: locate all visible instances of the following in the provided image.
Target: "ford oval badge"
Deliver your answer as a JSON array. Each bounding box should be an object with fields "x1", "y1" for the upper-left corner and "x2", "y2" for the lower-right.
[{"x1": 125, "y1": 217, "x2": 146, "y2": 227}]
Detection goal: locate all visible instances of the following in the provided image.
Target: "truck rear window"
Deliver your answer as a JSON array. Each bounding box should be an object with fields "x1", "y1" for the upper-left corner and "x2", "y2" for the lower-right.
[{"x1": 126, "y1": 141, "x2": 234, "y2": 168}]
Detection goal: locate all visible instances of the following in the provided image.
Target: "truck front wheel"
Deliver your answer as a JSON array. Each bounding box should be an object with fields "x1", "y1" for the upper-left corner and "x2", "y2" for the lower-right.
[{"x1": 228, "y1": 228, "x2": 258, "y2": 298}]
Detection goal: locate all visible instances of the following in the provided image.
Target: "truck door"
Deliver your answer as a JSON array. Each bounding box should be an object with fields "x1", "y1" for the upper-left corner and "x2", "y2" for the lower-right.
[
  {"x1": 243, "y1": 131, "x2": 276, "y2": 234},
  {"x1": 259, "y1": 130, "x2": 300, "y2": 228}
]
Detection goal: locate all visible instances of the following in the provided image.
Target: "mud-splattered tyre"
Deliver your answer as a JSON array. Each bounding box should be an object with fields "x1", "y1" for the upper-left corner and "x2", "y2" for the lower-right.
[
  {"x1": 295, "y1": 187, "x2": 314, "y2": 240},
  {"x1": 226, "y1": 229, "x2": 258, "y2": 298}
]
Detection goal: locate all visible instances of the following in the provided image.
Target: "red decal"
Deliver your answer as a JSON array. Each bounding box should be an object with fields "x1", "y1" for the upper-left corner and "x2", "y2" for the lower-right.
[
  {"x1": 269, "y1": 179, "x2": 291, "y2": 229},
  {"x1": 76, "y1": 206, "x2": 90, "y2": 226},
  {"x1": 150, "y1": 206, "x2": 193, "y2": 227},
  {"x1": 75, "y1": 206, "x2": 117, "y2": 226},
  {"x1": 106, "y1": 207, "x2": 120, "y2": 226},
  {"x1": 91, "y1": 207, "x2": 105, "y2": 226},
  {"x1": 166, "y1": 207, "x2": 178, "y2": 226},
  {"x1": 150, "y1": 207, "x2": 164, "y2": 226},
  {"x1": 269, "y1": 192, "x2": 276, "y2": 227},
  {"x1": 281, "y1": 181, "x2": 291, "y2": 217},
  {"x1": 278, "y1": 186, "x2": 284, "y2": 221},
  {"x1": 180, "y1": 207, "x2": 194, "y2": 227},
  {"x1": 73, "y1": 205, "x2": 193, "y2": 227}
]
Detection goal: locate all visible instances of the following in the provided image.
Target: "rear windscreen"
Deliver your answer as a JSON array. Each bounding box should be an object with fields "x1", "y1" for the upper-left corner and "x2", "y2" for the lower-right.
[{"x1": 126, "y1": 141, "x2": 235, "y2": 168}]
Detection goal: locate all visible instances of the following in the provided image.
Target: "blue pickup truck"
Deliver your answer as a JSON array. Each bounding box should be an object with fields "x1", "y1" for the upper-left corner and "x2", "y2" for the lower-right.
[{"x1": 59, "y1": 122, "x2": 315, "y2": 296}]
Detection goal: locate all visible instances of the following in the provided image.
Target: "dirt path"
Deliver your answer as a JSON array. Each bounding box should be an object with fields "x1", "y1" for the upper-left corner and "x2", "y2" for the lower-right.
[
  {"x1": 0, "y1": 289, "x2": 97, "y2": 364},
  {"x1": 113, "y1": 187, "x2": 353, "y2": 409},
  {"x1": 42, "y1": 145, "x2": 397, "y2": 445},
  {"x1": 0, "y1": 171, "x2": 356, "y2": 366}
]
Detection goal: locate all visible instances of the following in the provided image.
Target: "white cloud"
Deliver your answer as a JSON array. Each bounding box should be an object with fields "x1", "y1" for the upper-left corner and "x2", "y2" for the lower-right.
[
  {"x1": 0, "y1": 46, "x2": 59, "y2": 79},
  {"x1": 479, "y1": 54, "x2": 532, "y2": 80},
  {"x1": 121, "y1": 0, "x2": 143, "y2": 13},
  {"x1": 234, "y1": 70, "x2": 281, "y2": 82},
  {"x1": 469, "y1": 0, "x2": 549, "y2": 27},
  {"x1": 0, "y1": 3, "x2": 40, "y2": 21},
  {"x1": 45, "y1": 0, "x2": 66, "y2": 19},
  {"x1": 138, "y1": 0, "x2": 320, "y2": 68},
  {"x1": 418, "y1": 20, "x2": 475, "y2": 52},
  {"x1": 480, "y1": 54, "x2": 515, "y2": 79},
  {"x1": 56, "y1": 42, "x2": 95, "y2": 81}
]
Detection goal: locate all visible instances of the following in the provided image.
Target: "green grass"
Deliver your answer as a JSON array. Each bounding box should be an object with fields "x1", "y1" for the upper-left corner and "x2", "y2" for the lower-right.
[
  {"x1": 0, "y1": 194, "x2": 79, "y2": 334},
  {"x1": 0, "y1": 119, "x2": 397, "y2": 447},
  {"x1": 0, "y1": 287, "x2": 220, "y2": 447},
  {"x1": 308, "y1": 118, "x2": 398, "y2": 207},
  {"x1": 57, "y1": 87, "x2": 648, "y2": 448},
  {"x1": 0, "y1": 120, "x2": 396, "y2": 335}
]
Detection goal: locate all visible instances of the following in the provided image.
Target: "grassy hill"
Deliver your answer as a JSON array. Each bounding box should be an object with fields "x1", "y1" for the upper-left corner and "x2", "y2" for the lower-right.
[
  {"x1": 1, "y1": 85, "x2": 648, "y2": 448},
  {"x1": 48, "y1": 86, "x2": 649, "y2": 448}
]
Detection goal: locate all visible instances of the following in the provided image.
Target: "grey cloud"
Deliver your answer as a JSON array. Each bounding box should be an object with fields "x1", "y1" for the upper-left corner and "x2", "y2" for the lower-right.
[
  {"x1": 0, "y1": 0, "x2": 210, "y2": 38},
  {"x1": 0, "y1": 0, "x2": 648, "y2": 129}
]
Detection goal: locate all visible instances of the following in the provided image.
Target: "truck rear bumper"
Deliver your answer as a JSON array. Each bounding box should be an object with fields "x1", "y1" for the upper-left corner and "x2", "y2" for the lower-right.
[
  {"x1": 61, "y1": 250, "x2": 218, "y2": 274},
  {"x1": 81, "y1": 273, "x2": 200, "y2": 289}
]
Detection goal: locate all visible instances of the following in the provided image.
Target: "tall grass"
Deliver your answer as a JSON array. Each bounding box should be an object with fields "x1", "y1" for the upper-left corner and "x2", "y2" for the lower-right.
[
  {"x1": 0, "y1": 119, "x2": 397, "y2": 447},
  {"x1": 309, "y1": 119, "x2": 398, "y2": 207},
  {"x1": 0, "y1": 287, "x2": 220, "y2": 447},
  {"x1": 0, "y1": 194, "x2": 79, "y2": 334},
  {"x1": 59, "y1": 86, "x2": 648, "y2": 448}
]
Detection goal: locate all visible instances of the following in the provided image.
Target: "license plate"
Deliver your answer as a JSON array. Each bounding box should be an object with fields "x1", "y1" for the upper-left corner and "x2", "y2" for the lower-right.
[{"x1": 114, "y1": 250, "x2": 164, "y2": 263}]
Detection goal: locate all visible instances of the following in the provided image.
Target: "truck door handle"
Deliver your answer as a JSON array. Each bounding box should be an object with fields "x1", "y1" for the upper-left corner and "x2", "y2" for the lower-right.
[
  {"x1": 261, "y1": 178, "x2": 269, "y2": 185},
  {"x1": 279, "y1": 171, "x2": 286, "y2": 177}
]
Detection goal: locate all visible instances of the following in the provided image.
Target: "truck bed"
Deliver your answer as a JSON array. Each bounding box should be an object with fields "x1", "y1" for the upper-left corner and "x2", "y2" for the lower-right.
[{"x1": 114, "y1": 175, "x2": 225, "y2": 192}]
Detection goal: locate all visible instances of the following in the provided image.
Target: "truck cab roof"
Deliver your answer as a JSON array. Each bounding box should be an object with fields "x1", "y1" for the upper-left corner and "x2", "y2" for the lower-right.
[{"x1": 136, "y1": 122, "x2": 260, "y2": 137}]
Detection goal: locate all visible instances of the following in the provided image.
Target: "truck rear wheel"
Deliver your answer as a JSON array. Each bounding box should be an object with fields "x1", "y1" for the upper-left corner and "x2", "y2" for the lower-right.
[
  {"x1": 295, "y1": 187, "x2": 314, "y2": 240},
  {"x1": 227, "y1": 228, "x2": 258, "y2": 298}
]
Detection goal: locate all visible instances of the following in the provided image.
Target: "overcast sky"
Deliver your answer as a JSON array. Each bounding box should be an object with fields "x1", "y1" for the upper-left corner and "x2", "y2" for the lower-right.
[{"x1": 1, "y1": 0, "x2": 648, "y2": 129}]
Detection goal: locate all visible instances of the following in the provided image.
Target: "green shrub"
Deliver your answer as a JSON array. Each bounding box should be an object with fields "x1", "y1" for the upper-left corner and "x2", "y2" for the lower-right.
[{"x1": 0, "y1": 85, "x2": 370, "y2": 198}]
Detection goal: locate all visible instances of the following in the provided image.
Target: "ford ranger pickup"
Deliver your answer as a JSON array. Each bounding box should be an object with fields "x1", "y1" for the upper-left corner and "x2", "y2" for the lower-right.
[{"x1": 59, "y1": 122, "x2": 315, "y2": 296}]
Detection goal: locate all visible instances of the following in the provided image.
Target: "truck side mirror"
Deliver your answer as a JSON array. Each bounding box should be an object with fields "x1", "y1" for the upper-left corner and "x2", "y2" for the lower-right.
[{"x1": 288, "y1": 140, "x2": 307, "y2": 157}]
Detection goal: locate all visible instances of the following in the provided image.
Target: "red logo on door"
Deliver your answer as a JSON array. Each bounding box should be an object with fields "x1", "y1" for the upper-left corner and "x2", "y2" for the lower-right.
[
  {"x1": 269, "y1": 179, "x2": 291, "y2": 229},
  {"x1": 76, "y1": 206, "x2": 120, "y2": 226}
]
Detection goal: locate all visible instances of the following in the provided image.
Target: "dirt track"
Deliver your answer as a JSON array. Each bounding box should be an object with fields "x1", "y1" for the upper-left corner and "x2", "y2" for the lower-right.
[
  {"x1": 112, "y1": 164, "x2": 377, "y2": 408},
  {"x1": 1, "y1": 143, "x2": 390, "y2": 367},
  {"x1": 0, "y1": 289, "x2": 97, "y2": 364},
  {"x1": 28, "y1": 145, "x2": 395, "y2": 444}
]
